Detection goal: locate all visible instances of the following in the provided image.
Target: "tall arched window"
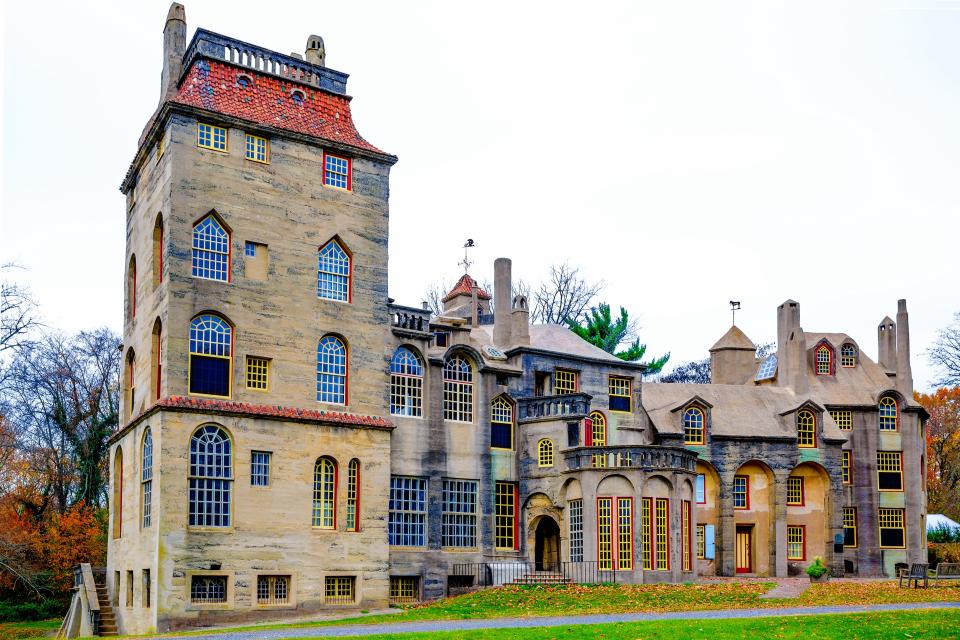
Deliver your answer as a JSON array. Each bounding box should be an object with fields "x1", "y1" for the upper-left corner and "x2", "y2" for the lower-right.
[
  {"x1": 683, "y1": 407, "x2": 705, "y2": 445},
  {"x1": 192, "y1": 215, "x2": 230, "y2": 281},
  {"x1": 589, "y1": 411, "x2": 607, "y2": 468},
  {"x1": 538, "y1": 439, "x2": 554, "y2": 467},
  {"x1": 188, "y1": 425, "x2": 233, "y2": 527},
  {"x1": 390, "y1": 347, "x2": 423, "y2": 417},
  {"x1": 124, "y1": 349, "x2": 135, "y2": 421},
  {"x1": 189, "y1": 314, "x2": 232, "y2": 397},
  {"x1": 152, "y1": 213, "x2": 164, "y2": 288},
  {"x1": 112, "y1": 447, "x2": 123, "y2": 539},
  {"x1": 815, "y1": 344, "x2": 833, "y2": 376},
  {"x1": 840, "y1": 344, "x2": 857, "y2": 368},
  {"x1": 797, "y1": 410, "x2": 816, "y2": 448},
  {"x1": 127, "y1": 255, "x2": 137, "y2": 320},
  {"x1": 317, "y1": 336, "x2": 347, "y2": 404},
  {"x1": 346, "y1": 459, "x2": 360, "y2": 532},
  {"x1": 141, "y1": 429, "x2": 153, "y2": 528},
  {"x1": 879, "y1": 396, "x2": 899, "y2": 431},
  {"x1": 312, "y1": 457, "x2": 337, "y2": 529},
  {"x1": 317, "y1": 239, "x2": 351, "y2": 302},
  {"x1": 151, "y1": 319, "x2": 162, "y2": 401},
  {"x1": 490, "y1": 396, "x2": 513, "y2": 449},
  {"x1": 443, "y1": 356, "x2": 473, "y2": 422}
]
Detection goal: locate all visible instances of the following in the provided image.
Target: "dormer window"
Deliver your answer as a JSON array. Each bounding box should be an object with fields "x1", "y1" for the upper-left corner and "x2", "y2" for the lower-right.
[
  {"x1": 682, "y1": 407, "x2": 705, "y2": 445},
  {"x1": 840, "y1": 344, "x2": 857, "y2": 368},
  {"x1": 290, "y1": 89, "x2": 305, "y2": 105},
  {"x1": 797, "y1": 410, "x2": 816, "y2": 448},
  {"x1": 879, "y1": 396, "x2": 899, "y2": 431},
  {"x1": 815, "y1": 344, "x2": 833, "y2": 376}
]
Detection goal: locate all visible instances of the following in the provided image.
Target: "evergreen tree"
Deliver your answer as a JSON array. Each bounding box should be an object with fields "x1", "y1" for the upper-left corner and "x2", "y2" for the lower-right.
[{"x1": 567, "y1": 303, "x2": 670, "y2": 374}]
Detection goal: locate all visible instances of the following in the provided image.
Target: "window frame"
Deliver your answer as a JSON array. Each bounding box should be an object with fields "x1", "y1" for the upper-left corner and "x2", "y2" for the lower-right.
[
  {"x1": 312, "y1": 457, "x2": 338, "y2": 529},
  {"x1": 654, "y1": 497, "x2": 670, "y2": 571},
  {"x1": 245, "y1": 355, "x2": 270, "y2": 392},
  {"x1": 554, "y1": 368, "x2": 579, "y2": 395},
  {"x1": 189, "y1": 574, "x2": 229, "y2": 606},
  {"x1": 589, "y1": 411, "x2": 607, "y2": 468},
  {"x1": 815, "y1": 343, "x2": 834, "y2": 376},
  {"x1": 831, "y1": 410, "x2": 853, "y2": 431},
  {"x1": 191, "y1": 214, "x2": 231, "y2": 283},
  {"x1": 255, "y1": 575, "x2": 291, "y2": 607},
  {"x1": 490, "y1": 396, "x2": 514, "y2": 450},
  {"x1": 696, "y1": 524, "x2": 706, "y2": 559},
  {"x1": 346, "y1": 459, "x2": 360, "y2": 532},
  {"x1": 608, "y1": 376, "x2": 632, "y2": 412},
  {"x1": 316, "y1": 335, "x2": 348, "y2": 405},
  {"x1": 322, "y1": 152, "x2": 352, "y2": 190},
  {"x1": 443, "y1": 355, "x2": 474, "y2": 423},
  {"x1": 188, "y1": 314, "x2": 233, "y2": 399},
  {"x1": 537, "y1": 438, "x2": 554, "y2": 467},
  {"x1": 841, "y1": 450, "x2": 852, "y2": 485},
  {"x1": 317, "y1": 238, "x2": 352, "y2": 303},
  {"x1": 797, "y1": 410, "x2": 817, "y2": 448},
  {"x1": 388, "y1": 476, "x2": 427, "y2": 547},
  {"x1": 141, "y1": 429, "x2": 153, "y2": 529},
  {"x1": 843, "y1": 507, "x2": 858, "y2": 548},
  {"x1": 494, "y1": 481, "x2": 519, "y2": 551},
  {"x1": 251, "y1": 450, "x2": 271, "y2": 487},
  {"x1": 441, "y1": 479, "x2": 478, "y2": 549},
  {"x1": 197, "y1": 123, "x2": 228, "y2": 152},
  {"x1": 878, "y1": 507, "x2": 906, "y2": 549},
  {"x1": 682, "y1": 406, "x2": 705, "y2": 445},
  {"x1": 878, "y1": 396, "x2": 899, "y2": 432},
  {"x1": 681, "y1": 500, "x2": 692, "y2": 572},
  {"x1": 187, "y1": 425, "x2": 233, "y2": 529},
  {"x1": 786, "y1": 525, "x2": 805, "y2": 561},
  {"x1": 877, "y1": 451, "x2": 904, "y2": 492},
  {"x1": 244, "y1": 133, "x2": 269, "y2": 164},
  {"x1": 389, "y1": 577, "x2": 419, "y2": 604},
  {"x1": 786, "y1": 476, "x2": 805, "y2": 506},
  {"x1": 840, "y1": 344, "x2": 857, "y2": 368},
  {"x1": 733, "y1": 475, "x2": 749, "y2": 510},
  {"x1": 324, "y1": 576, "x2": 355, "y2": 605},
  {"x1": 568, "y1": 499, "x2": 583, "y2": 562},
  {"x1": 695, "y1": 473, "x2": 706, "y2": 504},
  {"x1": 390, "y1": 347, "x2": 424, "y2": 418}
]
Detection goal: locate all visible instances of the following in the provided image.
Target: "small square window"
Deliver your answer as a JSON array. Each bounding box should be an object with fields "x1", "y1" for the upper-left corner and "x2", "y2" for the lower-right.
[
  {"x1": 197, "y1": 123, "x2": 227, "y2": 151},
  {"x1": 245, "y1": 134, "x2": 269, "y2": 163},
  {"x1": 323, "y1": 153, "x2": 351, "y2": 190},
  {"x1": 554, "y1": 369, "x2": 578, "y2": 395},
  {"x1": 256, "y1": 575, "x2": 290, "y2": 605},
  {"x1": 390, "y1": 576, "x2": 419, "y2": 604},
  {"x1": 434, "y1": 331, "x2": 449, "y2": 348},
  {"x1": 251, "y1": 451, "x2": 271, "y2": 487},
  {"x1": 246, "y1": 356, "x2": 270, "y2": 391},
  {"x1": 609, "y1": 376, "x2": 632, "y2": 412},
  {"x1": 324, "y1": 576, "x2": 355, "y2": 604},
  {"x1": 831, "y1": 410, "x2": 853, "y2": 431},
  {"x1": 245, "y1": 242, "x2": 256, "y2": 257}
]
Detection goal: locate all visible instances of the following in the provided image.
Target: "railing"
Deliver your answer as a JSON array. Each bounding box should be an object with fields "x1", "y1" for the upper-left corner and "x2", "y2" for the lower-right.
[
  {"x1": 183, "y1": 29, "x2": 350, "y2": 95},
  {"x1": 516, "y1": 393, "x2": 592, "y2": 424},
  {"x1": 450, "y1": 561, "x2": 621, "y2": 589},
  {"x1": 388, "y1": 303, "x2": 432, "y2": 337},
  {"x1": 76, "y1": 564, "x2": 101, "y2": 636},
  {"x1": 563, "y1": 445, "x2": 698, "y2": 473}
]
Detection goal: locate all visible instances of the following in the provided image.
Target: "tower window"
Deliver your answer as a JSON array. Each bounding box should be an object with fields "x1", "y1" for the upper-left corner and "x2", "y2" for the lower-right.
[
  {"x1": 537, "y1": 438, "x2": 554, "y2": 467},
  {"x1": 245, "y1": 134, "x2": 269, "y2": 163},
  {"x1": 323, "y1": 153, "x2": 351, "y2": 190},
  {"x1": 312, "y1": 457, "x2": 337, "y2": 529},
  {"x1": 192, "y1": 215, "x2": 230, "y2": 282},
  {"x1": 141, "y1": 429, "x2": 153, "y2": 529},
  {"x1": 797, "y1": 410, "x2": 816, "y2": 448},
  {"x1": 879, "y1": 396, "x2": 899, "y2": 431},
  {"x1": 188, "y1": 425, "x2": 233, "y2": 527},
  {"x1": 390, "y1": 347, "x2": 423, "y2": 417},
  {"x1": 877, "y1": 451, "x2": 903, "y2": 491},
  {"x1": 443, "y1": 356, "x2": 473, "y2": 422},
  {"x1": 683, "y1": 407, "x2": 705, "y2": 445},
  {"x1": 189, "y1": 314, "x2": 232, "y2": 398},
  {"x1": 245, "y1": 356, "x2": 270, "y2": 391},
  {"x1": 316, "y1": 336, "x2": 347, "y2": 405},
  {"x1": 317, "y1": 239, "x2": 351, "y2": 302},
  {"x1": 197, "y1": 123, "x2": 227, "y2": 151},
  {"x1": 490, "y1": 396, "x2": 513, "y2": 449}
]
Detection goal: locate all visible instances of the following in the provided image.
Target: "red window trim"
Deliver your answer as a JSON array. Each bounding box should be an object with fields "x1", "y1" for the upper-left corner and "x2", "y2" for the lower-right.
[
  {"x1": 597, "y1": 496, "x2": 635, "y2": 570},
  {"x1": 348, "y1": 459, "x2": 361, "y2": 532},
  {"x1": 787, "y1": 524, "x2": 806, "y2": 561},
  {"x1": 787, "y1": 476, "x2": 805, "y2": 506},
  {"x1": 155, "y1": 328, "x2": 162, "y2": 401},
  {"x1": 584, "y1": 417, "x2": 593, "y2": 447},
  {"x1": 658, "y1": 497, "x2": 671, "y2": 571},
  {"x1": 733, "y1": 475, "x2": 750, "y2": 510},
  {"x1": 319, "y1": 237, "x2": 354, "y2": 304},
  {"x1": 322, "y1": 152, "x2": 352, "y2": 191},
  {"x1": 682, "y1": 499, "x2": 693, "y2": 572},
  {"x1": 815, "y1": 343, "x2": 835, "y2": 376},
  {"x1": 696, "y1": 473, "x2": 707, "y2": 505}
]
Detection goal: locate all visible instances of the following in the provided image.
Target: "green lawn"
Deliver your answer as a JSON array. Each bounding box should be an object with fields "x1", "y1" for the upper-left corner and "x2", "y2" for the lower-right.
[
  {"x1": 0, "y1": 618, "x2": 61, "y2": 640},
  {"x1": 275, "y1": 609, "x2": 960, "y2": 640}
]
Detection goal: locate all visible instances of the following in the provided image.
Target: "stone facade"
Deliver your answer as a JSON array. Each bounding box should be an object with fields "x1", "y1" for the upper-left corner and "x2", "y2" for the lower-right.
[{"x1": 99, "y1": 5, "x2": 927, "y2": 635}]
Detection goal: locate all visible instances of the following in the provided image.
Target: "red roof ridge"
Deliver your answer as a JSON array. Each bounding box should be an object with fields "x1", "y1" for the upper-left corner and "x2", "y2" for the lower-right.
[
  {"x1": 153, "y1": 395, "x2": 393, "y2": 429},
  {"x1": 442, "y1": 273, "x2": 491, "y2": 303}
]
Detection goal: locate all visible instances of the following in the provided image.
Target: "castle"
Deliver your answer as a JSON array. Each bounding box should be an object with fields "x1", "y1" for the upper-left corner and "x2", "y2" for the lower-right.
[{"x1": 80, "y1": 5, "x2": 928, "y2": 635}]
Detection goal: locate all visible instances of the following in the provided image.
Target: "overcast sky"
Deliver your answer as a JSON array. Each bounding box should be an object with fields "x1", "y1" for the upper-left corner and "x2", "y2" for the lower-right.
[{"x1": 1, "y1": 0, "x2": 957, "y2": 389}]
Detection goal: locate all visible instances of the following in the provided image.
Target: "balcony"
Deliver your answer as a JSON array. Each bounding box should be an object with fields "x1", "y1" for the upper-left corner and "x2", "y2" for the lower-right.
[
  {"x1": 516, "y1": 393, "x2": 592, "y2": 424},
  {"x1": 389, "y1": 303, "x2": 433, "y2": 339},
  {"x1": 563, "y1": 445, "x2": 697, "y2": 473}
]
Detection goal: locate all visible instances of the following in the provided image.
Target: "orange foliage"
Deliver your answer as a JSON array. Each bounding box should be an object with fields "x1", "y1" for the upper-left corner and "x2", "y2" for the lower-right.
[{"x1": 915, "y1": 387, "x2": 960, "y2": 521}]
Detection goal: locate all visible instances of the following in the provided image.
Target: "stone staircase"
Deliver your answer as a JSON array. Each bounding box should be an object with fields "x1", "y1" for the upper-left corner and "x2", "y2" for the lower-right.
[
  {"x1": 94, "y1": 582, "x2": 118, "y2": 636},
  {"x1": 510, "y1": 571, "x2": 572, "y2": 585}
]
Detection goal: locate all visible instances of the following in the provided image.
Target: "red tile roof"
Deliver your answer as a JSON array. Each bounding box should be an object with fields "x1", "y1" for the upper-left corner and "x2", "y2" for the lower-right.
[
  {"x1": 154, "y1": 396, "x2": 393, "y2": 429},
  {"x1": 171, "y1": 59, "x2": 385, "y2": 154},
  {"x1": 442, "y1": 273, "x2": 491, "y2": 303}
]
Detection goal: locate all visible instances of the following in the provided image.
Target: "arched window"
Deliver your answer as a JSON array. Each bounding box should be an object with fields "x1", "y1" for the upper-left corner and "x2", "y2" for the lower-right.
[
  {"x1": 189, "y1": 314, "x2": 232, "y2": 397},
  {"x1": 683, "y1": 407, "x2": 705, "y2": 445},
  {"x1": 127, "y1": 255, "x2": 137, "y2": 320},
  {"x1": 879, "y1": 396, "x2": 899, "y2": 431},
  {"x1": 192, "y1": 215, "x2": 230, "y2": 281},
  {"x1": 112, "y1": 447, "x2": 123, "y2": 539},
  {"x1": 443, "y1": 356, "x2": 473, "y2": 422},
  {"x1": 141, "y1": 429, "x2": 153, "y2": 528},
  {"x1": 317, "y1": 336, "x2": 347, "y2": 404},
  {"x1": 815, "y1": 344, "x2": 833, "y2": 376},
  {"x1": 152, "y1": 214, "x2": 163, "y2": 288},
  {"x1": 346, "y1": 459, "x2": 360, "y2": 532},
  {"x1": 840, "y1": 344, "x2": 857, "y2": 368},
  {"x1": 317, "y1": 239, "x2": 351, "y2": 302},
  {"x1": 538, "y1": 439, "x2": 554, "y2": 467},
  {"x1": 188, "y1": 425, "x2": 233, "y2": 527},
  {"x1": 390, "y1": 347, "x2": 423, "y2": 417},
  {"x1": 124, "y1": 349, "x2": 136, "y2": 420},
  {"x1": 490, "y1": 396, "x2": 513, "y2": 449},
  {"x1": 797, "y1": 410, "x2": 816, "y2": 448},
  {"x1": 312, "y1": 457, "x2": 337, "y2": 529},
  {"x1": 151, "y1": 319, "x2": 162, "y2": 401},
  {"x1": 589, "y1": 411, "x2": 607, "y2": 468}
]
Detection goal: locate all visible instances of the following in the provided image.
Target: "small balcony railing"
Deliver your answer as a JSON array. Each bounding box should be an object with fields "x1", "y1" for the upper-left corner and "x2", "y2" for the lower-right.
[
  {"x1": 450, "y1": 561, "x2": 622, "y2": 590},
  {"x1": 388, "y1": 303, "x2": 432, "y2": 338},
  {"x1": 516, "y1": 393, "x2": 592, "y2": 424},
  {"x1": 563, "y1": 445, "x2": 697, "y2": 473}
]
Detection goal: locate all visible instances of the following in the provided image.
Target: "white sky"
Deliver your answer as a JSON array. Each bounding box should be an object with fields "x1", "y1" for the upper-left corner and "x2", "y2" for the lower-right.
[{"x1": 1, "y1": 0, "x2": 958, "y2": 389}]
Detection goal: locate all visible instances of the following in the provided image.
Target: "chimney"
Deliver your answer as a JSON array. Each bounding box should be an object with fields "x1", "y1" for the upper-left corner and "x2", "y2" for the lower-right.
[
  {"x1": 512, "y1": 294, "x2": 530, "y2": 346},
  {"x1": 877, "y1": 316, "x2": 897, "y2": 371},
  {"x1": 787, "y1": 327, "x2": 809, "y2": 394},
  {"x1": 493, "y1": 258, "x2": 513, "y2": 347},
  {"x1": 896, "y1": 299, "x2": 913, "y2": 394},
  {"x1": 776, "y1": 300, "x2": 801, "y2": 387},
  {"x1": 160, "y1": 4, "x2": 187, "y2": 104},
  {"x1": 305, "y1": 35, "x2": 326, "y2": 67},
  {"x1": 470, "y1": 283, "x2": 479, "y2": 327}
]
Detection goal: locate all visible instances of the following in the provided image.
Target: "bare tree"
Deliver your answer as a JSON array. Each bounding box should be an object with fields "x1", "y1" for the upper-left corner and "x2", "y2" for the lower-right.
[
  {"x1": 422, "y1": 280, "x2": 452, "y2": 316},
  {"x1": 929, "y1": 312, "x2": 960, "y2": 387},
  {"x1": 531, "y1": 263, "x2": 604, "y2": 325},
  {"x1": 1, "y1": 264, "x2": 40, "y2": 355}
]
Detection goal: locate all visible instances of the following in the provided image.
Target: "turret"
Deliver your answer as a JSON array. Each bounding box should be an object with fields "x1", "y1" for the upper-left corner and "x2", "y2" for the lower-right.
[
  {"x1": 878, "y1": 316, "x2": 896, "y2": 371},
  {"x1": 305, "y1": 35, "x2": 326, "y2": 66},
  {"x1": 896, "y1": 299, "x2": 913, "y2": 395},
  {"x1": 159, "y1": 3, "x2": 187, "y2": 104},
  {"x1": 709, "y1": 325, "x2": 756, "y2": 385}
]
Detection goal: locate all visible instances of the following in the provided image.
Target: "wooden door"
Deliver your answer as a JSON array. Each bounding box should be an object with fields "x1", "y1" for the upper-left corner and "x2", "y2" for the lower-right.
[{"x1": 735, "y1": 526, "x2": 752, "y2": 573}]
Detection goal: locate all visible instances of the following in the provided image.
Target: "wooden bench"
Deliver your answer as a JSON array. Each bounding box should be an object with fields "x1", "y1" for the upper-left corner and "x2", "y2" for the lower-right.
[
  {"x1": 933, "y1": 563, "x2": 960, "y2": 585},
  {"x1": 898, "y1": 563, "x2": 929, "y2": 588}
]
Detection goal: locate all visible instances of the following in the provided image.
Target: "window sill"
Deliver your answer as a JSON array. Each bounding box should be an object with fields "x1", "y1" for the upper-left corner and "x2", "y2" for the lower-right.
[{"x1": 186, "y1": 526, "x2": 234, "y2": 533}]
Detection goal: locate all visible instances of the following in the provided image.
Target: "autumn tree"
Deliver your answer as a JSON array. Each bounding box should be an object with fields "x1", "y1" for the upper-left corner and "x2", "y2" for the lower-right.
[
  {"x1": 915, "y1": 387, "x2": 960, "y2": 521},
  {"x1": 567, "y1": 303, "x2": 670, "y2": 374}
]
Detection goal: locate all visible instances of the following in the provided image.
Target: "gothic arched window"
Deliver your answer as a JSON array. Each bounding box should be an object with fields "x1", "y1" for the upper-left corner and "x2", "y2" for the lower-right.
[
  {"x1": 192, "y1": 215, "x2": 230, "y2": 282},
  {"x1": 188, "y1": 425, "x2": 233, "y2": 527},
  {"x1": 797, "y1": 410, "x2": 816, "y2": 448},
  {"x1": 141, "y1": 429, "x2": 153, "y2": 528},
  {"x1": 317, "y1": 239, "x2": 351, "y2": 302},
  {"x1": 815, "y1": 344, "x2": 833, "y2": 376},
  {"x1": 317, "y1": 336, "x2": 347, "y2": 404}
]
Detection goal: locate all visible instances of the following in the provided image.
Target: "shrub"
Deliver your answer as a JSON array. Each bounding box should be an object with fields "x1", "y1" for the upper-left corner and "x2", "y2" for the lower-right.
[
  {"x1": 928, "y1": 542, "x2": 960, "y2": 566},
  {"x1": 0, "y1": 598, "x2": 69, "y2": 623},
  {"x1": 806, "y1": 557, "x2": 829, "y2": 578},
  {"x1": 927, "y1": 524, "x2": 960, "y2": 544}
]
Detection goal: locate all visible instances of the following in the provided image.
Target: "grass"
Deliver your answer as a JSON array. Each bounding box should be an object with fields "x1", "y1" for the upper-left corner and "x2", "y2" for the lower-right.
[
  {"x1": 271, "y1": 609, "x2": 960, "y2": 640},
  {"x1": 0, "y1": 618, "x2": 60, "y2": 640},
  {"x1": 153, "y1": 581, "x2": 960, "y2": 637}
]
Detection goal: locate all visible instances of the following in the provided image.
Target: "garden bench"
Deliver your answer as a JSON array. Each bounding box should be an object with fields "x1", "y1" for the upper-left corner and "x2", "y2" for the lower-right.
[
  {"x1": 898, "y1": 563, "x2": 929, "y2": 588},
  {"x1": 933, "y1": 563, "x2": 960, "y2": 585}
]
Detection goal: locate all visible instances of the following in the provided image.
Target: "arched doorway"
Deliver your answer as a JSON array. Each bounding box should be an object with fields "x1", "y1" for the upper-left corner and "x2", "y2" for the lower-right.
[{"x1": 535, "y1": 516, "x2": 561, "y2": 571}]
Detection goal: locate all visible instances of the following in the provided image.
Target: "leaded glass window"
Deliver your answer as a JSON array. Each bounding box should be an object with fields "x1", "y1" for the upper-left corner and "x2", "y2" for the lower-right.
[
  {"x1": 390, "y1": 347, "x2": 423, "y2": 417},
  {"x1": 312, "y1": 457, "x2": 337, "y2": 529},
  {"x1": 317, "y1": 240, "x2": 350, "y2": 302},
  {"x1": 192, "y1": 216, "x2": 229, "y2": 282},
  {"x1": 443, "y1": 356, "x2": 473, "y2": 422},
  {"x1": 188, "y1": 425, "x2": 232, "y2": 527},
  {"x1": 317, "y1": 336, "x2": 347, "y2": 404},
  {"x1": 389, "y1": 476, "x2": 427, "y2": 547},
  {"x1": 189, "y1": 314, "x2": 232, "y2": 397},
  {"x1": 441, "y1": 479, "x2": 478, "y2": 548}
]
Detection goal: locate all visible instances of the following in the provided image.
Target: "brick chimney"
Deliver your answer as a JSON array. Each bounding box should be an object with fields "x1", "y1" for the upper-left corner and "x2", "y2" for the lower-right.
[{"x1": 160, "y1": 4, "x2": 187, "y2": 104}]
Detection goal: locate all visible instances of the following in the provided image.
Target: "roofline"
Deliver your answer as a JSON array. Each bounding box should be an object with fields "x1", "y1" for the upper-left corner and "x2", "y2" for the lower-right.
[{"x1": 504, "y1": 345, "x2": 647, "y2": 371}]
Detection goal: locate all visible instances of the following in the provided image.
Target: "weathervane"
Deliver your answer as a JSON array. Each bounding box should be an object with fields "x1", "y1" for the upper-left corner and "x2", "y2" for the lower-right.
[
  {"x1": 730, "y1": 300, "x2": 741, "y2": 325},
  {"x1": 459, "y1": 239, "x2": 475, "y2": 274}
]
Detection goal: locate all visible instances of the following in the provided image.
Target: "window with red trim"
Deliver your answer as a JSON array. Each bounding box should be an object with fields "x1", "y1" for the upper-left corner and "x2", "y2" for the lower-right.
[{"x1": 323, "y1": 153, "x2": 351, "y2": 190}]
